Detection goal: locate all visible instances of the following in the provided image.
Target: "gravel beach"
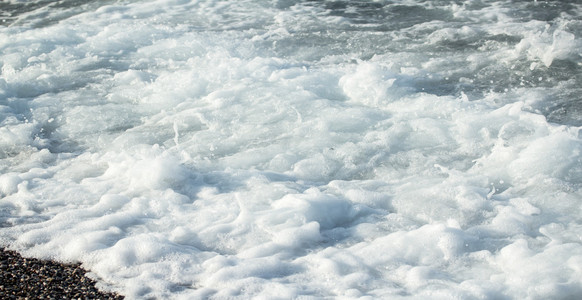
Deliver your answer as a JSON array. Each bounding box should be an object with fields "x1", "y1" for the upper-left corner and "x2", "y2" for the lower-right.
[{"x1": 0, "y1": 248, "x2": 124, "y2": 299}]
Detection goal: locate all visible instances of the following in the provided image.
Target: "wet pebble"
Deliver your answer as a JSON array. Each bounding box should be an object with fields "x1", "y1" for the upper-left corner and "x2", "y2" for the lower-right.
[{"x1": 0, "y1": 248, "x2": 123, "y2": 299}]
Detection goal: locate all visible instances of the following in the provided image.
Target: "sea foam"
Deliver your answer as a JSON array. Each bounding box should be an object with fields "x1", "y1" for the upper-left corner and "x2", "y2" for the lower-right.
[{"x1": 1, "y1": 0, "x2": 582, "y2": 299}]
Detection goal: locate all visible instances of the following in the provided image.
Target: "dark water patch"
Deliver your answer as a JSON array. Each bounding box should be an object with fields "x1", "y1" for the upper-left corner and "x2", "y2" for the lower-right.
[
  {"x1": 509, "y1": 0, "x2": 578, "y2": 22},
  {"x1": 311, "y1": 1, "x2": 454, "y2": 31},
  {"x1": 0, "y1": 0, "x2": 55, "y2": 26},
  {"x1": 0, "y1": 0, "x2": 116, "y2": 27},
  {"x1": 544, "y1": 88, "x2": 582, "y2": 126}
]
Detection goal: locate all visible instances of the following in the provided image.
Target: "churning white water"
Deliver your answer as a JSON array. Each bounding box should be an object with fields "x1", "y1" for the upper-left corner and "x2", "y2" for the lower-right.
[{"x1": 1, "y1": 0, "x2": 582, "y2": 298}]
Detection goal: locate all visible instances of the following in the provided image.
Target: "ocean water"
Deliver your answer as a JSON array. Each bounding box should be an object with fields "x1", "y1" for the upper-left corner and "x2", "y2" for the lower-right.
[{"x1": 1, "y1": 0, "x2": 581, "y2": 298}]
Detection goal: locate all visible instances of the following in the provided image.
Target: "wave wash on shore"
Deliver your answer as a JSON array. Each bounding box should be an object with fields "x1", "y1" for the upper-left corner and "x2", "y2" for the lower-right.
[{"x1": 1, "y1": 0, "x2": 582, "y2": 299}]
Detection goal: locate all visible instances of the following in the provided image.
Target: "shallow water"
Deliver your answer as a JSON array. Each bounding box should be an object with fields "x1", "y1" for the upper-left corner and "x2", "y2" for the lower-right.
[{"x1": 1, "y1": 0, "x2": 582, "y2": 299}]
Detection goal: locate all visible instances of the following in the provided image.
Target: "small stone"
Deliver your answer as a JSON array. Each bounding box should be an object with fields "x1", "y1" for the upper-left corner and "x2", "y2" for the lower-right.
[{"x1": 0, "y1": 248, "x2": 124, "y2": 299}]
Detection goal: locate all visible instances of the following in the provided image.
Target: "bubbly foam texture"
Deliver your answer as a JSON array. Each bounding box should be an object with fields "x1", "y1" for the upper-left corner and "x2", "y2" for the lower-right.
[{"x1": 1, "y1": 0, "x2": 582, "y2": 299}]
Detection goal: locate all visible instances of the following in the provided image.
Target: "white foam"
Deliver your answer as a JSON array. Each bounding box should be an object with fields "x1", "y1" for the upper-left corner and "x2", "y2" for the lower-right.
[{"x1": 1, "y1": 0, "x2": 581, "y2": 299}]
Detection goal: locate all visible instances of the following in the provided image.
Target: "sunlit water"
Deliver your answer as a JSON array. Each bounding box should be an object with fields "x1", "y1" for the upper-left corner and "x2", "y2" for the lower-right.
[{"x1": 1, "y1": 0, "x2": 582, "y2": 299}]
